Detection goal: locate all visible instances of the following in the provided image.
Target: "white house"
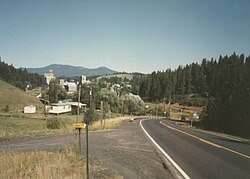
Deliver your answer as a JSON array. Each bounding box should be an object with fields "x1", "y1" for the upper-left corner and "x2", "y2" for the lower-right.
[
  {"x1": 24, "y1": 105, "x2": 36, "y2": 114},
  {"x1": 45, "y1": 101, "x2": 86, "y2": 114},
  {"x1": 45, "y1": 103, "x2": 72, "y2": 114}
]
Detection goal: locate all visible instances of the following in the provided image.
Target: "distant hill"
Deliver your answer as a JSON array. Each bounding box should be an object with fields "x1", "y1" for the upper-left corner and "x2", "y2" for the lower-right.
[
  {"x1": 27, "y1": 64, "x2": 118, "y2": 77},
  {"x1": 0, "y1": 80, "x2": 43, "y2": 112}
]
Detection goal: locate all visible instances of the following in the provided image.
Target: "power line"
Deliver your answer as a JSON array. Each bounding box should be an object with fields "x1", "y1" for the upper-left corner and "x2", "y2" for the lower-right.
[{"x1": 0, "y1": 17, "x2": 54, "y2": 61}]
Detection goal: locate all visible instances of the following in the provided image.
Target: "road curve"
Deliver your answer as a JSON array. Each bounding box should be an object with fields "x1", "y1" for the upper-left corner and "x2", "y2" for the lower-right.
[{"x1": 141, "y1": 119, "x2": 250, "y2": 179}]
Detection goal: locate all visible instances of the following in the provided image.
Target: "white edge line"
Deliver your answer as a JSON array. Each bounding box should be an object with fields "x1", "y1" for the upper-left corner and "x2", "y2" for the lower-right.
[{"x1": 140, "y1": 119, "x2": 191, "y2": 179}]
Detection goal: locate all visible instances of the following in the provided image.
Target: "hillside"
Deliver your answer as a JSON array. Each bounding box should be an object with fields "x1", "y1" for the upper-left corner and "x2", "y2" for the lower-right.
[
  {"x1": 97, "y1": 73, "x2": 134, "y2": 81},
  {"x1": 0, "y1": 80, "x2": 43, "y2": 112},
  {"x1": 27, "y1": 64, "x2": 118, "y2": 77},
  {"x1": 0, "y1": 60, "x2": 42, "y2": 90}
]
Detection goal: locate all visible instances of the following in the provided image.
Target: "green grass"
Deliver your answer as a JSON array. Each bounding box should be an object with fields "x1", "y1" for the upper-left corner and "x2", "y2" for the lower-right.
[
  {"x1": 0, "y1": 117, "x2": 46, "y2": 140},
  {"x1": 0, "y1": 80, "x2": 43, "y2": 112},
  {"x1": 0, "y1": 116, "x2": 77, "y2": 141},
  {"x1": 0, "y1": 115, "x2": 130, "y2": 141}
]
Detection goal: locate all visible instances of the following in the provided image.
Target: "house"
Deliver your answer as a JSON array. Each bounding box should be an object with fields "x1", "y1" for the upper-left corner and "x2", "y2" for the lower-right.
[
  {"x1": 45, "y1": 101, "x2": 86, "y2": 114},
  {"x1": 24, "y1": 105, "x2": 36, "y2": 114},
  {"x1": 45, "y1": 103, "x2": 72, "y2": 114}
]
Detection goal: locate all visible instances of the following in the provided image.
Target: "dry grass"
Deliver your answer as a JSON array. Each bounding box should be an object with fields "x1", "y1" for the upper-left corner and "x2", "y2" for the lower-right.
[
  {"x1": 0, "y1": 80, "x2": 43, "y2": 113},
  {"x1": 0, "y1": 115, "x2": 130, "y2": 141},
  {"x1": 0, "y1": 148, "x2": 82, "y2": 178},
  {"x1": 146, "y1": 102, "x2": 203, "y2": 120},
  {"x1": 0, "y1": 147, "x2": 122, "y2": 179},
  {"x1": 169, "y1": 112, "x2": 181, "y2": 120},
  {"x1": 89, "y1": 116, "x2": 130, "y2": 131}
]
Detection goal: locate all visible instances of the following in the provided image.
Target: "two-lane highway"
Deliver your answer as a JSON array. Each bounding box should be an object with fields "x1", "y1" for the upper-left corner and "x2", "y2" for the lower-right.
[{"x1": 141, "y1": 119, "x2": 250, "y2": 179}]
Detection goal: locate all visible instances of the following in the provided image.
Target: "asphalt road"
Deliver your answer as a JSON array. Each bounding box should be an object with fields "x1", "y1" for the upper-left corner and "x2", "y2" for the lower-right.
[
  {"x1": 0, "y1": 121, "x2": 173, "y2": 179},
  {"x1": 141, "y1": 119, "x2": 250, "y2": 179}
]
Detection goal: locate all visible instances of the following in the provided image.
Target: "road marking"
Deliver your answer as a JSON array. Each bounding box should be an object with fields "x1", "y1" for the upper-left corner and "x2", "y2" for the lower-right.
[
  {"x1": 160, "y1": 121, "x2": 250, "y2": 159},
  {"x1": 140, "y1": 119, "x2": 191, "y2": 179}
]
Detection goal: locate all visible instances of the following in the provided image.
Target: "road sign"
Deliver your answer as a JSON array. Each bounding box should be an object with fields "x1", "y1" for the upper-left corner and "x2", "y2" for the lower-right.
[{"x1": 73, "y1": 123, "x2": 86, "y2": 129}]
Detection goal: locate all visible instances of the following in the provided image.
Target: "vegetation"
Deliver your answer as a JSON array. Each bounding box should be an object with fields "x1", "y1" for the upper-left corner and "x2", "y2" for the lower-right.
[
  {"x1": 47, "y1": 79, "x2": 67, "y2": 103},
  {"x1": 97, "y1": 73, "x2": 134, "y2": 81},
  {"x1": 0, "y1": 147, "x2": 122, "y2": 179},
  {"x1": 89, "y1": 116, "x2": 130, "y2": 131},
  {"x1": 45, "y1": 118, "x2": 64, "y2": 129},
  {"x1": 0, "y1": 115, "x2": 130, "y2": 141},
  {"x1": 137, "y1": 53, "x2": 250, "y2": 138},
  {"x1": 0, "y1": 80, "x2": 43, "y2": 112},
  {"x1": 0, "y1": 60, "x2": 42, "y2": 90}
]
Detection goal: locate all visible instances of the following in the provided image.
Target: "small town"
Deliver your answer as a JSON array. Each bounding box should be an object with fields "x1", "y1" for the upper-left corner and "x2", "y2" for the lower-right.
[{"x1": 0, "y1": 1, "x2": 250, "y2": 179}]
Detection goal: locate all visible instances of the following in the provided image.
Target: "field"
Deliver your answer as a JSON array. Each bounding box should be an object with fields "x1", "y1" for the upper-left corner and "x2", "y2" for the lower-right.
[
  {"x1": 0, "y1": 147, "x2": 122, "y2": 179},
  {"x1": 0, "y1": 115, "x2": 130, "y2": 141},
  {"x1": 145, "y1": 102, "x2": 203, "y2": 120},
  {"x1": 0, "y1": 80, "x2": 43, "y2": 112},
  {"x1": 97, "y1": 73, "x2": 134, "y2": 81}
]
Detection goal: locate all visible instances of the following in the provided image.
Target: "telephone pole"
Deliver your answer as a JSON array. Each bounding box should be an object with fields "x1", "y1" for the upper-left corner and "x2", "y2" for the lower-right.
[{"x1": 77, "y1": 76, "x2": 82, "y2": 122}]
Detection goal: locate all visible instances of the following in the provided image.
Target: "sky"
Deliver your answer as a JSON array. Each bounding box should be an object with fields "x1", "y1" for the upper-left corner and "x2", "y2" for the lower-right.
[{"x1": 0, "y1": 0, "x2": 250, "y2": 73}]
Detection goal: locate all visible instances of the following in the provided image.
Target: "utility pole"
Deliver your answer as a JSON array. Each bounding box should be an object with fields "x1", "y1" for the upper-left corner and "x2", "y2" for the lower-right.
[
  {"x1": 86, "y1": 87, "x2": 92, "y2": 179},
  {"x1": 101, "y1": 101, "x2": 103, "y2": 127},
  {"x1": 86, "y1": 123, "x2": 89, "y2": 179},
  {"x1": 77, "y1": 76, "x2": 82, "y2": 123},
  {"x1": 163, "y1": 98, "x2": 166, "y2": 117}
]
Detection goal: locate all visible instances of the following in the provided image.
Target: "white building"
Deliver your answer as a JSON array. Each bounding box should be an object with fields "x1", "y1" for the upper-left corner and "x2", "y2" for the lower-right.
[
  {"x1": 65, "y1": 82, "x2": 77, "y2": 93},
  {"x1": 60, "y1": 80, "x2": 77, "y2": 93},
  {"x1": 45, "y1": 101, "x2": 86, "y2": 114},
  {"x1": 24, "y1": 105, "x2": 36, "y2": 114},
  {"x1": 45, "y1": 103, "x2": 71, "y2": 114},
  {"x1": 44, "y1": 70, "x2": 56, "y2": 85},
  {"x1": 81, "y1": 75, "x2": 91, "y2": 84}
]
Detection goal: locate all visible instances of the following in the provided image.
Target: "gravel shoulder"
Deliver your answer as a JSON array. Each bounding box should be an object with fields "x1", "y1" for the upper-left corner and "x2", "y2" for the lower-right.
[{"x1": 0, "y1": 119, "x2": 173, "y2": 179}]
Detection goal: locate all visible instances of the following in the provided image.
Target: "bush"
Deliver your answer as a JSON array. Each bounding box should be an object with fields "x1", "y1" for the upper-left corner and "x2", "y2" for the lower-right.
[
  {"x1": 46, "y1": 118, "x2": 62, "y2": 129},
  {"x1": 3, "y1": 105, "x2": 10, "y2": 112}
]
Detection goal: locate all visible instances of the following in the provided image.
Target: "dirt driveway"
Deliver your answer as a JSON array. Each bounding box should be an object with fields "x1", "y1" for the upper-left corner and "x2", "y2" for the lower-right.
[{"x1": 0, "y1": 119, "x2": 173, "y2": 179}]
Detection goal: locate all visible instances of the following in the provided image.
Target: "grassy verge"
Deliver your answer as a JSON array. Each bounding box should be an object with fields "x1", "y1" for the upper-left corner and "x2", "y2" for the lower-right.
[
  {"x1": 89, "y1": 116, "x2": 130, "y2": 131},
  {"x1": 0, "y1": 147, "x2": 122, "y2": 179},
  {"x1": 0, "y1": 115, "x2": 130, "y2": 141}
]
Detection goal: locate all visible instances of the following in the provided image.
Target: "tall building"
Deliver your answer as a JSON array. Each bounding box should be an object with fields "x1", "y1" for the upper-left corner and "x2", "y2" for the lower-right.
[{"x1": 44, "y1": 70, "x2": 56, "y2": 85}]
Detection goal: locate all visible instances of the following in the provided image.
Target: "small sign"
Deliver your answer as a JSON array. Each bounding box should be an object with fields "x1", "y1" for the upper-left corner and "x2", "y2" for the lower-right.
[{"x1": 73, "y1": 123, "x2": 86, "y2": 129}]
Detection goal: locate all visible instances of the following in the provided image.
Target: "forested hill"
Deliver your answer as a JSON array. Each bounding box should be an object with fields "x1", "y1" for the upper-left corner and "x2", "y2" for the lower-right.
[
  {"x1": 137, "y1": 53, "x2": 250, "y2": 137},
  {"x1": 0, "y1": 60, "x2": 43, "y2": 90}
]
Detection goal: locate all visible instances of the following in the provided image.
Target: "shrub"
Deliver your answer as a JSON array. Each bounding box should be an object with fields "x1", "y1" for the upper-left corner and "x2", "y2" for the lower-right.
[
  {"x1": 46, "y1": 118, "x2": 62, "y2": 129},
  {"x1": 3, "y1": 105, "x2": 10, "y2": 112}
]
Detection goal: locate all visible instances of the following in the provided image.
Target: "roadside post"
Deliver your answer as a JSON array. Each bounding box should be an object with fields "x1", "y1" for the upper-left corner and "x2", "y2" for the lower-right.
[
  {"x1": 83, "y1": 87, "x2": 92, "y2": 179},
  {"x1": 73, "y1": 123, "x2": 85, "y2": 154},
  {"x1": 86, "y1": 122, "x2": 89, "y2": 179},
  {"x1": 77, "y1": 76, "x2": 83, "y2": 123}
]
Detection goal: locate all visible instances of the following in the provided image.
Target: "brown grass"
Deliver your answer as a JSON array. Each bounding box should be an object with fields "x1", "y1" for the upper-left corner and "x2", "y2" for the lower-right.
[
  {"x1": 0, "y1": 80, "x2": 43, "y2": 113},
  {"x1": 89, "y1": 116, "x2": 130, "y2": 131},
  {"x1": 0, "y1": 147, "x2": 122, "y2": 179}
]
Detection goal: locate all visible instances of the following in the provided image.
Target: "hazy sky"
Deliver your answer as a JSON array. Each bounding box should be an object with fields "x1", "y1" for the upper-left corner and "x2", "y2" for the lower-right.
[{"x1": 0, "y1": 0, "x2": 250, "y2": 73}]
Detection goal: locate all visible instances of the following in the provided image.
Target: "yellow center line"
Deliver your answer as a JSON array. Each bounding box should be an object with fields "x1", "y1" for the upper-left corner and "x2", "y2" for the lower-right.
[{"x1": 160, "y1": 121, "x2": 250, "y2": 159}]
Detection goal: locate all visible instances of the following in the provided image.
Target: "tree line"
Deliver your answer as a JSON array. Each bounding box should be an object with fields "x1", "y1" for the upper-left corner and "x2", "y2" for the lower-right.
[
  {"x1": 0, "y1": 59, "x2": 43, "y2": 90},
  {"x1": 136, "y1": 53, "x2": 250, "y2": 137}
]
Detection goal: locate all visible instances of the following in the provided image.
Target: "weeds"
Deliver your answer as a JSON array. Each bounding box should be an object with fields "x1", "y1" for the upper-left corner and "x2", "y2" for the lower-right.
[{"x1": 0, "y1": 147, "x2": 122, "y2": 178}]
